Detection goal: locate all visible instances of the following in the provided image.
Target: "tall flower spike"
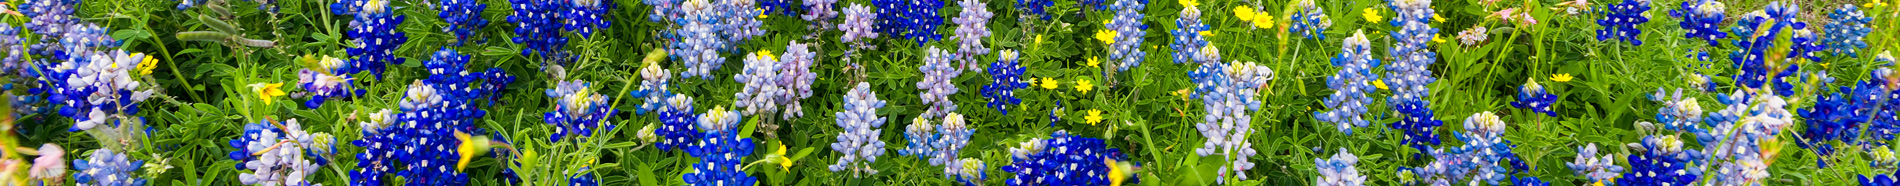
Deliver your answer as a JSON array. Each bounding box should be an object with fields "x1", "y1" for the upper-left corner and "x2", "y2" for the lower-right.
[
  {"x1": 829, "y1": 83, "x2": 888, "y2": 176},
  {"x1": 1318, "y1": 30, "x2": 1378, "y2": 135},
  {"x1": 439, "y1": 0, "x2": 489, "y2": 45},
  {"x1": 800, "y1": 0, "x2": 838, "y2": 23},
  {"x1": 1618, "y1": 135, "x2": 1699, "y2": 186},
  {"x1": 982, "y1": 50, "x2": 1028, "y2": 115},
  {"x1": 1511, "y1": 78, "x2": 1558, "y2": 116},
  {"x1": 71, "y1": 148, "x2": 147, "y2": 186},
  {"x1": 1017, "y1": 0, "x2": 1055, "y2": 19},
  {"x1": 720, "y1": 0, "x2": 765, "y2": 48},
  {"x1": 1823, "y1": 4, "x2": 1872, "y2": 57},
  {"x1": 838, "y1": 3, "x2": 879, "y2": 52},
  {"x1": 230, "y1": 119, "x2": 324, "y2": 186},
  {"x1": 1105, "y1": 0, "x2": 1146, "y2": 72},
  {"x1": 299, "y1": 55, "x2": 366, "y2": 109},
  {"x1": 1729, "y1": 2, "x2": 1808, "y2": 95},
  {"x1": 777, "y1": 42, "x2": 818, "y2": 119},
  {"x1": 44, "y1": 50, "x2": 156, "y2": 131},
  {"x1": 634, "y1": 59, "x2": 673, "y2": 115},
  {"x1": 352, "y1": 48, "x2": 509, "y2": 186},
  {"x1": 917, "y1": 47, "x2": 962, "y2": 119},
  {"x1": 734, "y1": 50, "x2": 786, "y2": 118},
  {"x1": 873, "y1": 0, "x2": 943, "y2": 45},
  {"x1": 1170, "y1": 5, "x2": 1210, "y2": 64},
  {"x1": 345, "y1": 0, "x2": 408, "y2": 79},
  {"x1": 544, "y1": 80, "x2": 618, "y2": 142},
  {"x1": 656, "y1": 94, "x2": 701, "y2": 151},
  {"x1": 1000, "y1": 130, "x2": 1135, "y2": 186},
  {"x1": 1194, "y1": 61, "x2": 1270, "y2": 183},
  {"x1": 931, "y1": 113, "x2": 974, "y2": 175},
  {"x1": 564, "y1": 0, "x2": 614, "y2": 38},
  {"x1": 1668, "y1": 0, "x2": 1726, "y2": 47},
  {"x1": 1595, "y1": 0, "x2": 1652, "y2": 45},
  {"x1": 761, "y1": 0, "x2": 797, "y2": 16},
  {"x1": 1290, "y1": 0, "x2": 1332, "y2": 39},
  {"x1": 508, "y1": 0, "x2": 571, "y2": 62},
  {"x1": 675, "y1": 0, "x2": 726, "y2": 80},
  {"x1": 1385, "y1": 0, "x2": 1442, "y2": 153},
  {"x1": 952, "y1": 0, "x2": 994, "y2": 68},
  {"x1": 682, "y1": 107, "x2": 757, "y2": 186},
  {"x1": 1315, "y1": 148, "x2": 1365, "y2": 186},
  {"x1": 1565, "y1": 143, "x2": 1623, "y2": 184}
]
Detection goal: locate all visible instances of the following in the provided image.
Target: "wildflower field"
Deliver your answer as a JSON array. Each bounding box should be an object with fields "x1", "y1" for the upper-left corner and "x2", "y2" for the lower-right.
[{"x1": 3, "y1": 0, "x2": 1900, "y2": 185}]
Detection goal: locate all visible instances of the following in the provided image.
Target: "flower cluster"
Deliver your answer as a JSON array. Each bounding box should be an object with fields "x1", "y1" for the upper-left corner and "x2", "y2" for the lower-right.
[
  {"x1": 656, "y1": 94, "x2": 701, "y2": 151},
  {"x1": 1797, "y1": 74, "x2": 1884, "y2": 160},
  {"x1": 1729, "y1": 2, "x2": 1807, "y2": 95},
  {"x1": 1649, "y1": 88, "x2": 1706, "y2": 135},
  {"x1": 928, "y1": 113, "x2": 973, "y2": 174},
  {"x1": 683, "y1": 107, "x2": 758, "y2": 186},
  {"x1": 71, "y1": 148, "x2": 146, "y2": 186},
  {"x1": 544, "y1": 80, "x2": 618, "y2": 142},
  {"x1": 1191, "y1": 61, "x2": 1270, "y2": 182},
  {"x1": 508, "y1": 0, "x2": 571, "y2": 62},
  {"x1": 1698, "y1": 89, "x2": 1790, "y2": 186},
  {"x1": 564, "y1": 0, "x2": 615, "y2": 38},
  {"x1": 1871, "y1": 67, "x2": 1900, "y2": 143},
  {"x1": 1824, "y1": 4, "x2": 1872, "y2": 57},
  {"x1": 1617, "y1": 135, "x2": 1699, "y2": 186},
  {"x1": 874, "y1": 0, "x2": 944, "y2": 45},
  {"x1": 1318, "y1": 31, "x2": 1378, "y2": 135},
  {"x1": 1290, "y1": 0, "x2": 1332, "y2": 39},
  {"x1": 634, "y1": 59, "x2": 673, "y2": 115},
  {"x1": 645, "y1": 0, "x2": 683, "y2": 23},
  {"x1": 1445, "y1": 112, "x2": 1528, "y2": 185},
  {"x1": 1001, "y1": 130, "x2": 1134, "y2": 186},
  {"x1": 917, "y1": 47, "x2": 962, "y2": 119},
  {"x1": 829, "y1": 83, "x2": 888, "y2": 176},
  {"x1": 1510, "y1": 79, "x2": 1557, "y2": 116},
  {"x1": 1595, "y1": 0, "x2": 1652, "y2": 45},
  {"x1": 1867, "y1": 171, "x2": 1900, "y2": 186},
  {"x1": 1456, "y1": 26, "x2": 1488, "y2": 47},
  {"x1": 950, "y1": 158, "x2": 986, "y2": 185},
  {"x1": 1170, "y1": 6, "x2": 1210, "y2": 64},
  {"x1": 776, "y1": 43, "x2": 817, "y2": 118},
  {"x1": 42, "y1": 50, "x2": 156, "y2": 131},
  {"x1": 0, "y1": 24, "x2": 24, "y2": 76},
  {"x1": 1104, "y1": 0, "x2": 1146, "y2": 72},
  {"x1": 952, "y1": 0, "x2": 993, "y2": 65},
  {"x1": 801, "y1": 0, "x2": 838, "y2": 23},
  {"x1": 675, "y1": 0, "x2": 726, "y2": 79},
  {"x1": 1385, "y1": 0, "x2": 1443, "y2": 153},
  {"x1": 1315, "y1": 148, "x2": 1365, "y2": 186},
  {"x1": 21, "y1": 0, "x2": 80, "y2": 41},
  {"x1": 229, "y1": 119, "x2": 325, "y2": 186},
  {"x1": 982, "y1": 50, "x2": 1027, "y2": 115},
  {"x1": 838, "y1": 3, "x2": 879, "y2": 52},
  {"x1": 732, "y1": 42, "x2": 817, "y2": 120},
  {"x1": 438, "y1": 0, "x2": 489, "y2": 45},
  {"x1": 298, "y1": 55, "x2": 366, "y2": 109},
  {"x1": 1668, "y1": 0, "x2": 1727, "y2": 47},
  {"x1": 721, "y1": 0, "x2": 766, "y2": 48},
  {"x1": 345, "y1": 0, "x2": 408, "y2": 79},
  {"x1": 1565, "y1": 143, "x2": 1623, "y2": 184},
  {"x1": 351, "y1": 49, "x2": 510, "y2": 186},
  {"x1": 1017, "y1": 0, "x2": 1055, "y2": 19}
]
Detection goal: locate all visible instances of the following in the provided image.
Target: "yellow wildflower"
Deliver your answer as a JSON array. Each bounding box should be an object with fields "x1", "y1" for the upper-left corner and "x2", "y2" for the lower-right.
[
  {"x1": 1234, "y1": 6, "x2": 1257, "y2": 21},
  {"x1": 1373, "y1": 79, "x2": 1389, "y2": 90},
  {"x1": 1178, "y1": 0, "x2": 1197, "y2": 7},
  {"x1": 248, "y1": 83, "x2": 287, "y2": 106},
  {"x1": 1085, "y1": 109, "x2": 1103, "y2": 126},
  {"x1": 757, "y1": 8, "x2": 768, "y2": 18},
  {"x1": 1433, "y1": 14, "x2": 1446, "y2": 23},
  {"x1": 1040, "y1": 77, "x2": 1059, "y2": 90},
  {"x1": 1087, "y1": 56, "x2": 1101, "y2": 68},
  {"x1": 1362, "y1": 8, "x2": 1384, "y2": 24},
  {"x1": 1432, "y1": 34, "x2": 1445, "y2": 43},
  {"x1": 1199, "y1": 30, "x2": 1212, "y2": 36},
  {"x1": 135, "y1": 53, "x2": 158, "y2": 75},
  {"x1": 1035, "y1": 34, "x2": 1045, "y2": 46},
  {"x1": 773, "y1": 142, "x2": 793, "y2": 171},
  {"x1": 453, "y1": 130, "x2": 493, "y2": 172},
  {"x1": 1075, "y1": 78, "x2": 1094, "y2": 94},
  {"x1": 1550, "y1": 73, "x2": 1575, "y2": 82},
  {"x1": 1095, "y1": 29, "x2": 1118, "y2": 45},
  {"x1": 1251, "y1": 13, "x2": 1275, "y2": 29},
  {"x1": 1106, "y1": 158, "x2": 1127, "y2": 186}
]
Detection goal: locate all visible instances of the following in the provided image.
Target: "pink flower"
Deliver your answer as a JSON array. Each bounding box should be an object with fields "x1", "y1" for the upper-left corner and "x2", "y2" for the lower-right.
[{"x1": 29, "y1": 144, "x2": 64, "y2": 180}]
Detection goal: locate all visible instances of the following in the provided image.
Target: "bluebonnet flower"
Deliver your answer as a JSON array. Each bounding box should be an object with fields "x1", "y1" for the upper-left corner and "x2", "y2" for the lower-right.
[
  {"x1": 950, "y1": 158, "x2": 986, "y2": 185},
  {"x1": 565, "y1": 0, "x2": 613, "y2": 38},
  {"x1": 1315, "y1": 148, "x2": 1365, "y2": 186},
  {"x1": 1697, "y1": 89, "x2": 1791, "y2": 186},
  {"x1": 734, "y1": 50, "x2": 787, "y2": 117},
  {"x1": 1017, "y1": 0, "x2": 1055, "y2": 19},
  {"x1": 298, "y1": 55, "x2": 366, "y2": 109},
  {"x1": 568, "y1": 166, "x2": 598, "y2": 186},
  {"x1": 645, "y1": 0, "x2": 683, "y2": 23},
  {"x1": 1566, "y1": 143, "x2": 1623, "y2": 184},
  {"x1": 508, "y1": 0, "x2": 571, "y2": 62},
  {"x1": 929, "y1": 114, "x2": 974, "y2": 172},
  {"x1": 1193, "y1": 61, "x2": 1270, "y2": 183},
  {"x1": 352, "y1": 49, "x2": 510, "y2": 186},
  {"x1": 1444, "y1": 112, "x2": 1529, "y2": 185},
  {"x1": 1000, "y1": 130, "x2": 1134, "y2": 186},
  {"x1": 719, "y1": 0, "x2": 765, "y2": 48},
  {"x1": 0, "y1": 23, "x2": 24, "y2": 76},
  {"x1": 900, "y1": 116, "x2": 940, "y2": 158},
  {"x1": 178, "y1": 0, "x2": 202, "y2": 10},
  {"x1": 675, "y1": 0, "x2": 726, "y2": 79},
  {"x1": 1079, "y1": 0, "x2": 1107, "y2": 10},
  {"x1": 1866, "y1": 170, "x2": 1900, "y2": 186},
  {"x1": 1730, "y1": 2, "x2": 1808, "y2": 95},
  {"x1": 438, "y1": 0, "x2": 489, "y2": 45},
  {"x1": 634, "y1": 59, "x2": 673, "y2": 115},
  {"x1": 1649, "y1": 88, "x2": 1705, "y2": 134},
  {"x1": 838, "y1": 3, "x2": 879, "y2": 52},
  {"x1": 42, "y1": 50, "x2": 156, "y2": 131},
  {"x1": 875, "y1": 0, "x2": 944, "y2": 45},
  {"x1": 1170, "y1": 6, "x2": 1209, "y2": 64},
  {"x1": 1618, "y1": 135, "x2": 1699, "y2": 186},
  {"x1": 1825, "y1": 4, "x2": 1872, "y2": 57},
  {"x1": 21, "y1": 0, "x2": 80, "y2": 58},
  {"x1": 800, "y1": 0, "x2": 838, "y2": 23},
  {"x1": 1791, "y1": 26, "x2": 1824, "y2": 63},
  {"x1": 1511, "y1": 78, "x2": 1558, "y2": 117},
  {"x1": 656, "y1": 94, "x2": 701, "y2": 151},
  {"x1": 1668, "y1": 0, "x2": 1727, "y2": 47},
  {"x1": 830, "y1": 82, "x2": 888, "y2": 176},
  {"x1": 1105, "y1": 0, "x2": 1146, "y2": 72},
  {"x1": 71, "y1": 148, "x2": 147, "y2": 186},
  {"x1": 545, "y1": 80, "x2": 618, "y2": 142},
  {"x1": 332, "y1": 0, "x2": 370, "y2": 15},
  {"x1": 682, "y1": 107, "x2": 758, "y2": 186},
  {"x1": 1797, "y1": 75, "x2": 1881, "y2": 162},
  {"x1": 345, "y1": 0, "x2": 408, "y2": 79},
  {"x1": 952, "y1": 0, "x2": 993, "y2": 66},
  {"x1": 1386, "y1": 0, "x2": 1442, "y2": 154},
  {"x1": 1595, "y1": 0, "x2": 1652, "y2": 45},
  {"x1": 982, "y1": 50, "x2": 1027, "y2": 115},
  {"x1": 776, "y1": 42, "x2": 817, "y2": 119},
  {"x1": 1318, "y1": 31, "x2": 1377, "y2": 135},
  {"x1": 762, "y1": 0, "x2": 797, "y2": 16},
  {"x1": 1290, "y1": 0, "x2": 1332, "y2": 39},
  {"x1": 229, "y1": 119, "x2": 323, "y2": 186},
  {"x1": 917, "y1": 47, "x2": 961, "y2": 119},
  {"x1": 1511, "y1": 176, "x2": 1551, "y2": 186},
  {"x1": 1871, "y1": 67, "x2": 1900, "y2": 143}
]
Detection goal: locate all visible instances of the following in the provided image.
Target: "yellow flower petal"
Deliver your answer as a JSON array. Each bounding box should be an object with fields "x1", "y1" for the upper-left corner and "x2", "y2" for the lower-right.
[
  {"x1": 1035, "y1": 34, "x2": 1045, "y2": 46},
  {"x1": 1433, "y1": 14, "x2": 1446, "y2": 23},
  {"x1": 1040, "y1": 77, "x2": 1060, "y2": 90},
  {"x1": 1199, "y1": 30, "x2": 1213, "y2": 36},
  {"x1": 1075, "y1": 78, "x2": 1095, "y2": 94},
  {"x1": 1432, "y1": 34, "x2": 1445, "y2": 43},
  {"x1": 757, "y1": 8, "x2": 768, "y2": 18},
  {"x1": 1177, "y1": 0, "x2": 1197, "y2": 7},
  {"x1": 1550, "y1": 73, "x2": 1575, "y2": 82},
  {"x1": 454, "y1": 131, "x2": 492, "y2": 172},
  {"x1": 775, "y1": 142, "x2": 792, "y2": 171},
  {"x1": 135, "y1": 53, "x2": 158, "y2": 76},
  {"x1": 1373, "y1": 79, "x2": 1389, "y2": 90},
  {"x1": 1106, "y1": 158, "x2": 1126, "y2": 186},
  {"x1": 250, "y1": 83, "x2": 287, "y2": 106},
  {"x1": 1362, "y1": 8, "x2": 1384, "y2": 24},
  {"x1": 1095, "y1": 29, "x2": 1118, "y2": 45},
  {"x1": 1252, "y1": 13, "x2": 1275, "y2": 29},
  {"x1": 1087, "y1": 56, "x2": 1102, "y2": 68},
  {"x1": 1085, "y1": 109, "x2": 1103, "y2": 126},
  {"x1": 1234, "y1": 6, "x2": 1257, "y2": 21}
]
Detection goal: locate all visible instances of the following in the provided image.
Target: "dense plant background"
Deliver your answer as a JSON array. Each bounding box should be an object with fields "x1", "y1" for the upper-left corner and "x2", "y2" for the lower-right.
[{"x1": 1, "y1": 0, "x2": 1897, "y2": 185}]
